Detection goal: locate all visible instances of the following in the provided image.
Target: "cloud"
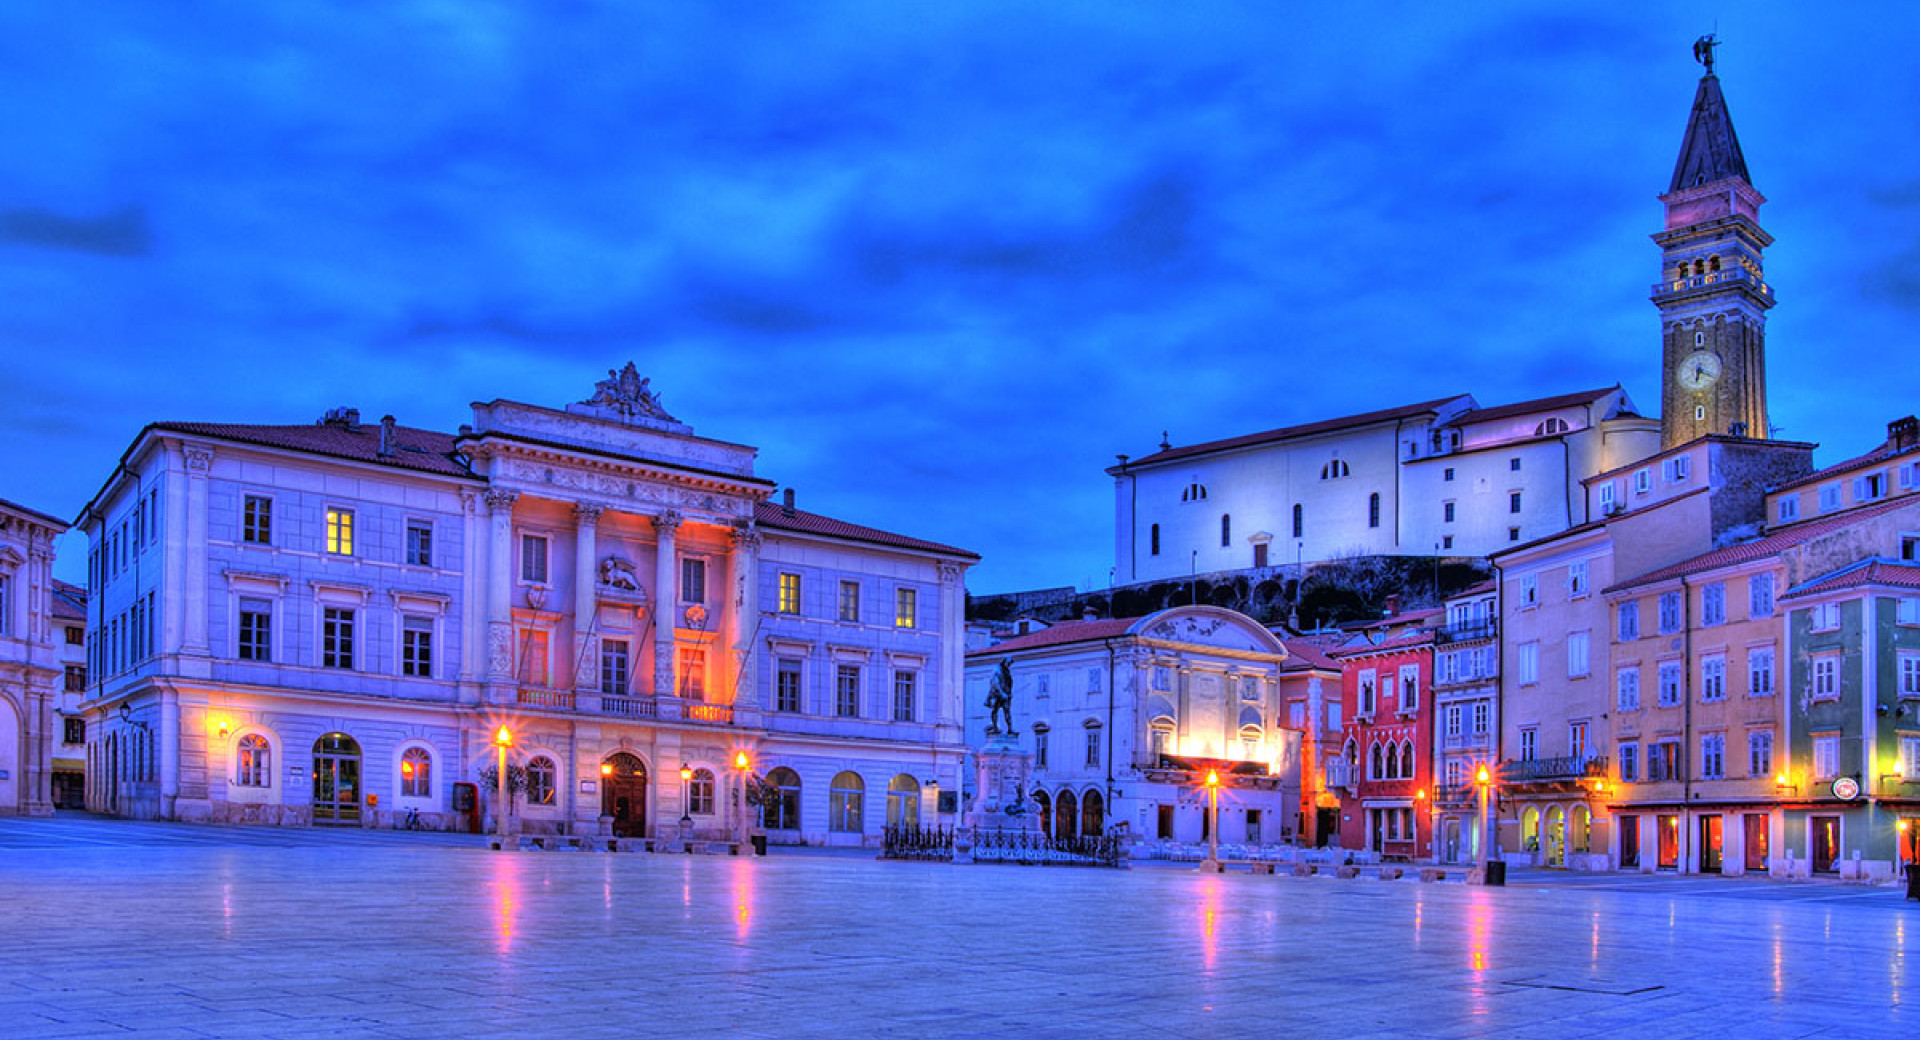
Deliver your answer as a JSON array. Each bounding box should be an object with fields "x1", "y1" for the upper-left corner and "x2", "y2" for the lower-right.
[{"x1": 0, "y1": 206, "x2": 150, "y2": 256}]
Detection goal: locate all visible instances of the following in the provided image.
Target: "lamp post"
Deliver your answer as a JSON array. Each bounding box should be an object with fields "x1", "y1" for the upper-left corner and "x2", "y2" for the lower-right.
[
  {"x1": 679, "y1": 763, "x2": 693, "y2": 829},
  {"x1": 494, "y1": 726, "x2": 513, "y2": 848},
  {"x1": 1474, "y1": 763, "x2": 1491, "y2": 880},
  {"x1": 1199, "y1": 769, "x2": 1222, "y2": 872},
  {"x1": 1416, "y1": 787, "x2": 1429, "y2": 864},
  {"x1": 733, "y1": 750, "x2": 752, "y2": 848}
]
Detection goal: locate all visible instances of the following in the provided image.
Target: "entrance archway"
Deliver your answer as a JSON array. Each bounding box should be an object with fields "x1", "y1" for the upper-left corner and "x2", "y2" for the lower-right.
[
  {"x1": 1520, "y1": 806, "x2": 1541, "y2": 857},
  {"x1": 886, "y1": 775, "x2": 920, "y2": 829},
  {"x1": 1569, "y1": 804, "x2": 1592, "y2": 856},
  {"x1": 601, "y1": 753, "x2": 648, "y2": 837},
  {"x1": 311, "y1": 733, "x2": 362, "y2": 825},
  {"x1": 1544, "y1": 805, "x2": 1566, "y2": 866},
  {"x1": 1055, "y1": 788, "x2": 1077, "y2": 840},
  {"x1": 1081, "y1": 789, "x2": 1105, "y2": 837},
  {"x1": 1032, "y1": 790, "x2": 1052, "y2": 836},
  {"x1": 0, "y1": 699, "x2": 18, "y2": 813}
]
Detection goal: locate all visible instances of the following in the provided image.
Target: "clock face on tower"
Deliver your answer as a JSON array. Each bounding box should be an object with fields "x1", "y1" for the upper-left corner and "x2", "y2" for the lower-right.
[{"x1": 1676, "y1": 350, "x2": 1722, "y2": 391}]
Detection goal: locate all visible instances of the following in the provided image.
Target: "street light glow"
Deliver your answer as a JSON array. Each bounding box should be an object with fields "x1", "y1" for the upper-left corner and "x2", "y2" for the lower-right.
[
  {"x1": 1205, "y1": 770, "x2": 1219, "y2": 788},
  {"x1": 734, "y1": 751, "x2": 750, "y2": 770},
  {"x1": 495, "y1": 726, "x2": 513, "y2": 748}
]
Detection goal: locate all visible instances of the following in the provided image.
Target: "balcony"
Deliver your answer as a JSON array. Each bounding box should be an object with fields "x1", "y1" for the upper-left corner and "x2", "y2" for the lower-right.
[
  {"x1": 1650, "y1": 265, "x2": 1772, "y2": 304},
  {"x1": 1500, "y1": 754, "x2": 1608, "y2": 784},
  {"x1": 1435, "y1": 620, "x2": 1496, "y2": 644},
  {"x1": 520, "y1": 689, "x2": 735, "y2": 726},
  {"x1": 1435, "y1": 784, "x2": 1480, "y2": 808}
]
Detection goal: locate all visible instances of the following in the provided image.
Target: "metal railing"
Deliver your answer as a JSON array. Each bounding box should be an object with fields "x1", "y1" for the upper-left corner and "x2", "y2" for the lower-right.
[
  {"x1": 1500, "y1": 754, "x2": 1608, "y2": 783},
  {"x1": 881, "y1": 825, "x2": 954, "y2": 861},
  {"x1": 517, "y1": 690, "x2": 734, "y2": 726},
  {"x1": 1435, "y1": 621, "x2": 1497, "y2": 644},
  {"x1": 969, "y1": 828, "x2": 1126, "y2": 868}
]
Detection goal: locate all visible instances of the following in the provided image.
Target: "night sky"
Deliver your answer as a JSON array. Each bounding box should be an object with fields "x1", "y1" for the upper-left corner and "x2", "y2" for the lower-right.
[{"x1": 5, "y1": 4, "x2": 1917, "y2": 594}]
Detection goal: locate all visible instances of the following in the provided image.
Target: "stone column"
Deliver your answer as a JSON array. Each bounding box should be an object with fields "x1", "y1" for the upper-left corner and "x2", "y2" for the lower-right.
[
  {"x1": 652, "y1": 511, "x2": 681, "y2": 695},
  {"x1": 457, "y1": 491, "x2": 484, "y2": 685},
  {"x1": 181, "y1": 445, "x2": 213, "y2": 655},
  {"x1": 572, "y1": 503, "x2": 604, "y2": 692},
  {"x1": 727, "y1": 523, "x2": 761, "y2": 709},
  {"x1": 484, "y1": 490, "x2": 519, "y2": 681},
  {"x1": 937, "y1": 562, "x2": 965, "y2": 729},
  {"x1": 159, "y1": 685, "x2": 180, "y2": 819}
]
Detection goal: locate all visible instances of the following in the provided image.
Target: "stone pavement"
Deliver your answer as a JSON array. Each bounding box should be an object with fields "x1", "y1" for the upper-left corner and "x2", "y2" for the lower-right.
[{"x1": 0, "y1": 816, "x2": 1914, "y2": 1039}]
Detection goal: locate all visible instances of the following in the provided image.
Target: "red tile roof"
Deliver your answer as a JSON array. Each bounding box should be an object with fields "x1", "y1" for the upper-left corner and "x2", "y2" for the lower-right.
[
  {"x1": 1774, "y1": 440, "x2": 1920, "y2": 493},
  {"x1": 151, "y1": 420, "x2": 476, "y2": 478},
  {"x1": 754, "y1": 501, "x2": 977, "y2": 559},
  {"x1": 1279, "y1": 638, "x2": 1341, "y2": 672},
  {"x1": 50, "y1": 580, "x2": 87, "y2": 622},
  {"x1": 1330, "y1": 629, "x2": 1435, "y2": 657},
  {"x1": 1783, "y1": 559, "x2": 1920, "y2": 600},
  {"x1": 1441, "y1": 387, "x2": 1619, "y2": 427},
  {"x1": 1605, "y1": 494, "x2": 1920, "y2": 594},
  {"x1": 968, "y1": 617, "x2": 1137, "y2": 656},
  {"x1": 1114, "y1": 395, "x2": 1469, "y2": 469}
]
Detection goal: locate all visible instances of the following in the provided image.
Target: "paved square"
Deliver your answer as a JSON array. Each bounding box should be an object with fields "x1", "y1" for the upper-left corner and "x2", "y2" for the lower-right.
[{"x1": 0, "y1": 817, "x2": 1913, "y2": 1039}]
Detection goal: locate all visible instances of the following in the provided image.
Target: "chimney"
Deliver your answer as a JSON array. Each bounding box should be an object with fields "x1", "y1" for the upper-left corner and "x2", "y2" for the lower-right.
[
  {"x1": 1890, "y1": 416, "x2": 1920, "y2": 452},
  {"x1": 1385, "y1": 594, "x2": 1402, "y2": 618},
  {"x1": 378, "y1": 415, "x2": 396, "y2": 456},
  {"x1": 782, "y1": 488, "x2": 796, "y2": 516},
  {"x1": 318, "y1": 407, "x2": 360, "y2": 428}
]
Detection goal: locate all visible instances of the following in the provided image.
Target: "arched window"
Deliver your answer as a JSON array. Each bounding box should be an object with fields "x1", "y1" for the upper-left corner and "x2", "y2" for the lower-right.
[
  {"x1": 1180, "y1": 482, "x2": 1208, "y2": 502},
  {"x1": 1150, "y1": 524, "x2": 1161, "y2": 556},
  {"x1": 400, "y1": 746, "x2": 432, "y2": 798},
  {"x1": 1344, "y1": 738, "x2": 1358, "y2": 766},
  {"x1": 1081, "y1": 789, "x2": 1105, "y2": 837},
  {"x1": 1320, "y1": 459, "x2": 1350, "y2": 480},
  {"x1": 1149, "y1": 718, "x2": 1176, "y2": 760},
  {"x1": 1032, "y1": 790, "x2": 1053, "y2": 837},
  {"x1": 1708, "y1": 255, "x2": 1721, "y2": 272},
  {"x1": 886, "y1": 774, "x2": 920, "y2": 829},
  {"x1": 526, "y1": 755, "x2": 557, "y2": 806},
  {"x1": 1400, "y1": 741, "x2": 1415, "y2": 779},
  {"x1": 1368, "y1": 493, "x2": 1381, "y2": 529},
  {"x1": 762, "y1": 767, "x2": 801, "y2": 830},
  {"x1": 829, "y1": 771, "x2": 865, "y2": 832},
  {"x1": 1239, "y1": 725, "x2": 1262, "y2": 761},
  {"x1": 1370, "y1": 742, "x2": 1385, "y2": 780},
  {"x1": 1055, "y1": 788, "x2": 1078, "y2": 841},
  {"x1": 1292, "y1": 504, "x2": 1303, "y2": 538},
  {"x1": 235, "y1": 734, "x2": 270, "y2": 788},
  {"x1": 1534, "y1": 417, "x2": 1571, "y2": 436},
  {"x1": 689, "y1": 768, "x2": 716, "y2": 815},
  {"x1": 1220, "y1": 514, "x2": 1231, "y2": 547}
]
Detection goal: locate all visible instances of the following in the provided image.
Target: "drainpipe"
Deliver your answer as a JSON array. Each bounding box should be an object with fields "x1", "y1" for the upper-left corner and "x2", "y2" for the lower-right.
[{"x1": 1680, "y1": 575, "x2": 1694, "y2": 874}]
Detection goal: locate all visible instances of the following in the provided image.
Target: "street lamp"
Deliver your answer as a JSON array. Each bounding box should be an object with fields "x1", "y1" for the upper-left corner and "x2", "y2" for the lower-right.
[
  {"x1": 1199, "y1": 769, "x2": 1222, "y2": 872},
  {"x1": 733, "y1": 751, "x2": 752, "y2": 847},
  {"x1": 680, "y1": 763, "x2": 693, "y2": 827},
  {"x1": 1474, "y1": 763, "x2": 1491, "y2": 880},
  {"x1": 494, "y1": 726, "x2": 514, "y2": 847},
  {"x1": 1416, "y1": 787, "x2": 1430, "y2": 863}
]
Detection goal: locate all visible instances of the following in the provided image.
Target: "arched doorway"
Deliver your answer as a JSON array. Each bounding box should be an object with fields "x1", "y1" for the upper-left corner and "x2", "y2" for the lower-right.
[
  {"x1": 311, "y1": 733, "x2": 362, "y2": 825},
  {"x1": 1081, "y1": 789, "x2": 1105, "y2": 837},
  {"x1": 885, "y1": 775, "x2": 920, "y2": 829},
  {"x1": 1569, "y1": 804, "x2": 1592, "y2": 858},
  {"x1": 761, "y1": 767, "x2": 800, "y2": 831},
  {"x1": 1521, "y1": 806, "x2": 1541, "y2": 858},
  {"x1": 601, "y1": 752, "x2": 648, "y2": 837},
  {"x1": 0, "y1": 699, "x2": 18, "y2": 813},
  {"x1": 1032, "y1": 790, "x2": 1052, "y2": 836},
  {"x1": 1055, "y1": 788, "x2": 1077, "y2": 841},
  {"x1": 1544, "y1": 805, "x2": 1566, "y2": 867}
]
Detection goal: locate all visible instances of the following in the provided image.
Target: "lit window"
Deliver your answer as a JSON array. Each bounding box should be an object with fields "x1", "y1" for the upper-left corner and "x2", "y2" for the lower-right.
[
  {"x1": 895, "y1": 587, "x2": 917, "y2": 629},
  {"x1": 526, "y1": 756, "x2": 557, "y2": 805},
  {"x1": 520, "y1": 534, "x2": 548, "y2": 583},
  {"x1": 689, "y1": 768, "x2": 716, "y2": 815},
  {"x1": 778, "y1": 572, "x2": 802, "y2": 614},
  {"x1": 679, "y1": 647, "x2": 706, "y2": 700},
  {"x1": 400, "y1": 616, "x2": 433, "y2": 677},
  {"x1": 400, "y1": 746, "x2": 432, "y2": 798},
  {"x1": 242, "y1": 495, "x2": 272, "y2": 545},
  {"x1": 325, "y1": 508, "x2": 354, "y2": 556},
  {"x1": 235, "y1": 734, "x2": 271, "y2": 788}
]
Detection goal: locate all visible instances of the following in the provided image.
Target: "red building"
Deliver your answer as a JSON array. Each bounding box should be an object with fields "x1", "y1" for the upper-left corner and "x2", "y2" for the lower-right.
[{"x1": 1329, "y1": 609, "x2": 1438, "y2": 860}]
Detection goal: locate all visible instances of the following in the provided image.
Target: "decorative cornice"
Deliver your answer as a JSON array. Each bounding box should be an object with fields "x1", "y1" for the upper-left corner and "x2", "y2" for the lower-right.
[
  {"x1": 483, "y1": 489, "x2": 519, "y2": 513},
  {"x1": 652, "y1": 510, "x2": 683, "y2": 534},
  {"x1": 573, "y1": 502, "x2": 607, "y2": 524}
]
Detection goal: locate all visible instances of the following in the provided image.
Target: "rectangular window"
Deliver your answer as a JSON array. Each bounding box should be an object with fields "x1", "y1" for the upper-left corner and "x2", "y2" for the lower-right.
[
  {"x1": 1633, "y1": 468, "x2": 1651, "y2": 494},
  {"x1": 1658, "y1": 661, "x2": 1682, "y2": 706},
  {"x1": 836, "y1": 665, "x2": 861, "y2": 718},
  {"x1": 679, "y1": 647, "x2": 706, "y2": 700},
  {"x1": 1779, "y1": 496, "x2": 1799, "y2": 522},
  {"x1": 1749, "y1": 647, "x2": 1775, "y2": 697},
  {"x1": 242, "y1": 495, "x2": 272, "y2": 545},
  {"x1": 1445, "y1": 704, "x2": 1462, "y2": 737},
  {"x1": 63, "y1": 717, "x2": 85, "y2": 744},
  {"x1": 1813, "y1": 734, "x2": 1839, "y2": 779},
  {"x1": 1658, "y1": 591, "x2": 1681, "y2": 633},
  {"x1": 1701, "y1": 734, "x2": 1725, "y2": 780},
  {"x1": 64, "y1": 664, "x2": 86, "y2": 692},
  {"x1": 1509, "y1": 457, "x2": 1522, "y2": 472},
  {"x1": 1618, "y1": 600, "x2": 1640, "y2": 641},
  {"x1": 1567, "y1": 631, "x2": 1590, "y2": 678},
  {"x1": 325, "y1": 508, "x2": 354, "y2": 556},
  {"x1": 1619, "y1": 743, "x2": 1638, "y2": 783},
  {"x1": 838, "y1": 580, "x2": 860, "y2": 622},
  {"x1": 1520, "y1": 575, "x2": 1538, "y2": 607},
  {"x1": 1398, "y1": 665, "x2": 1419, "y2": 711},
  {"x1": 1702, "y1": 582, "x2": 1726, "y2": 625},
  {"x1": 602, "y1": 639, "x2": 630, "y2": 695},
  {"x1": 406, "y1": 521, "x2": 433, "y2": 567},
  {"x1": 1902, "y1": 735, "x2": 1920, "y2": 779},
  {"x1": 1811, "y1": 602, "x2": 1842, "y2": 631},
  {"x1": 1599, "y1": 482, "x2": 1617, "y2": 513},
  {"x1": 1568, "y1": 561, "x2": 1588, "y2": 596},
  {"x1": 1569, "y1": 721, "x2": 1589, "y2": 762},
  {"x1": 1508, "y1": 526, "x2": 1520, "y2": 542},
  {"x1": 1443, "y1": 535, "x2": 1454, "y2": 550},
  {"x1": 681, "y1": 557, "x2": 706, "y2": 603},
  {"x1": 892, "y1": 671, "x2": 916, "y2": 722},
  {"x1": 400, "y1": 616, "x2": 433, "y2": 677},
  {"x1": 1701, "y1": 654, "x2": 1726, "y2": 702},
  {"x1": 521, "y1": 629, "x2": 548, "y2": 687},
  {"x1": 1358, "y1": 670, "x2": 1377, "y2": 715},
  {"x1": 237, "y1": 598, "x2": 272, "y2": 662},
  {"x1": 1518, "y1": 642, "x2": 1539, "y2": 684},
  {"x1": 1901, "y1": 597, "x2": 1920, "y2": 625},
  {"x1": 778, "y1": 573, "x2": 801, "y2": 614},
  {"x1": 520, "y1": 534, "x2": 548, "y2": 584},
  {"x1": 1153, "y1": 666, "x2": 1171, "y2": 691},
  {"x1": 1748, "y1": 731, "x2": 1773, "y2": 778},
  {"x1": 1509, "y1": 490, "x2": 1523, "y2": 514},
  {"x1": 1443, "y1": 501, "x2": 1456, "y2": 523},
  {"x1": 1617, "y1": 667, "x2": 1640, "y2": 711},
  {"x1": 1444, "y1": 467, "x2": 1455, "y2": 482},
  {"x1": 1036, "y1": 730, "x2": 1050, "y2": 768},
  {"x1": 1749, "y1": 573, "x2": 1774, "y2": 618},
  {"x1": 1820, "y1": 484, "x2": 1841, "y2": 512},
  {"x1": 1086, "y1": 729, "x2": 1101, "y2": 768},
  {"x1": 1472, "y1": 701, "x2": 1489, "y2": 734},
  {"x1": 895, "y1": 587, "x2": 917, "y2": 629},
  {"x1": 1519, "y1": 728, "x2": 1536, "y2": 762},
  {"x1": 322, "y1": 607, "x2": 355, "y2": 669},
  {"x1": 776, "y1": 659, "x2": 802, "y2": 712},
  {"x1": 1812, "y1": 656, "x2": 1839, "y2": 699}
]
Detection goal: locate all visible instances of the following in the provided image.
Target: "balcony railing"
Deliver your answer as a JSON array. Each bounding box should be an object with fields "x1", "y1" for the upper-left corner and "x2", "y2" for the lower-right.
[
  {"x1": 517, "y1": 687, "x2": 577, "y2": 710},
  {"x1": 521, "y1": 689, "x2": 734, "y2": 726},
  {"x1": 1500, "y1": 754, "x2": 1608, "y2": 784},
  {"x1": 1435, "y1": 621, "x2": 1497, "y2": 644},
  {"x1": 1650, "y1": 265, "x2": 1772, "y2": 302}
]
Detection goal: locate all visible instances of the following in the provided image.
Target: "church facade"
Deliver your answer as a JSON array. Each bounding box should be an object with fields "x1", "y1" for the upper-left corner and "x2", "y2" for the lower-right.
[{"x1": 73, "y1": 367, "x2": 975, "y2": 846}]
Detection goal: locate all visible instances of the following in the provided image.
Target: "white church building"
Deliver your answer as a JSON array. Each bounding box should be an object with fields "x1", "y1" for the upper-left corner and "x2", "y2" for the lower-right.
[{"x1": 74, "y1": 366, "x2": 975, "y2": 847}]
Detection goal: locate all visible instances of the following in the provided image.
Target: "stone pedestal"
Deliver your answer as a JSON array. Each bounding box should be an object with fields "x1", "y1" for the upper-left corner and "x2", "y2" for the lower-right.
[{"x1": 957, "y1": 736, "x2": 1040, "y2": 863}]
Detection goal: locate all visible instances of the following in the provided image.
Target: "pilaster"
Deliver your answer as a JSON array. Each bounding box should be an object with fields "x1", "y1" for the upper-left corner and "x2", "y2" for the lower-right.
[
  {"x1": 181, "y1": 446, "x2": 213, "y2": 655},
  {"x1": 484, "y1": 490, "x2": 519, "y2": 682},
  {"x1": 652, "y1": 511, "x2": 681, "y2": 695},
  {"x1": 572, "y1": 503, "x2": 604, "y2": 692},
  {"x1": 728, "y1": 523, "x2": 761, "y2": 711}
]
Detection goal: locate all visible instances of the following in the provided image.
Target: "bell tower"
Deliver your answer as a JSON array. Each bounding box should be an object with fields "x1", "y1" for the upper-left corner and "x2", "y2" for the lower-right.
[{"x1": 1654, "y1": 36, "x2": 1774, "y2": 449}]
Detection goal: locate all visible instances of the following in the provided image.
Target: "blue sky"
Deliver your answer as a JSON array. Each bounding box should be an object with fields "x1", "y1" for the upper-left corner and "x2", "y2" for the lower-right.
[{"x1": 4, "y1": 3, "x2": 1917, "y2": 593}]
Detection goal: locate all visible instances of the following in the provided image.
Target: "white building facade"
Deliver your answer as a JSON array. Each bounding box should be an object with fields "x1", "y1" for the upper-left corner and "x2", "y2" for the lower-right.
[
  {"x1": 964, "y1": 606, "x2": 1302, "y2": 849},
  {"x1": 1110, "y1": 388, "x2": 1659, "y2": 583},
  {"x1": 0, "y1": 496, "x2": 68, "y2": 815},
  {"x1": 74, "y1": 367, "x2": 975, "y2": 846}
]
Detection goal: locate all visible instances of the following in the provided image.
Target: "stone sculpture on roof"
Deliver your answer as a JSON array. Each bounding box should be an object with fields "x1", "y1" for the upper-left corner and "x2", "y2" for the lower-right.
[{"x1": 583, "y1": 362, "x2": 678, "y2": 423}]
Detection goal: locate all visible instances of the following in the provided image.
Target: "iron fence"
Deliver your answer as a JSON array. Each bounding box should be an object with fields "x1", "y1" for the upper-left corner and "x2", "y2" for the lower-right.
[
  {"x1": 970, "y1": 828, "x2": 1126, "y2": 868},
  {"x1": 880, "y1": 825, "x2": 954, "y2": 861}
]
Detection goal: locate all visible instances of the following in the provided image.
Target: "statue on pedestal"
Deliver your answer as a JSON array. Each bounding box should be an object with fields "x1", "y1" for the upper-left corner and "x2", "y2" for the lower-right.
[{"x1": 985, "y1": 658, "x2": 1017, "y2": 737}]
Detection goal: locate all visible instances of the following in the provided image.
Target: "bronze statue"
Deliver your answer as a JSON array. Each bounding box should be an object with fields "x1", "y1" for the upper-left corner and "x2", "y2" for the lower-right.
[{"x1": 985, "y1": 658, "x2": 1017, "y2": 736}]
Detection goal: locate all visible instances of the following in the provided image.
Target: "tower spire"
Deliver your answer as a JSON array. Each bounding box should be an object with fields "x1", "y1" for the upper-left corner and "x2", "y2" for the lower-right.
[{"x1": 1669, "y1": 44, "x2": 1750, "y2": 193}]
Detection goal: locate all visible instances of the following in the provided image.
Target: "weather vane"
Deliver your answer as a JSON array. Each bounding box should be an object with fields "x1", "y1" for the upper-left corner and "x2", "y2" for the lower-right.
[{"x1": 1692, "y1": 33, "x2": 1719, "y2": 74}]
